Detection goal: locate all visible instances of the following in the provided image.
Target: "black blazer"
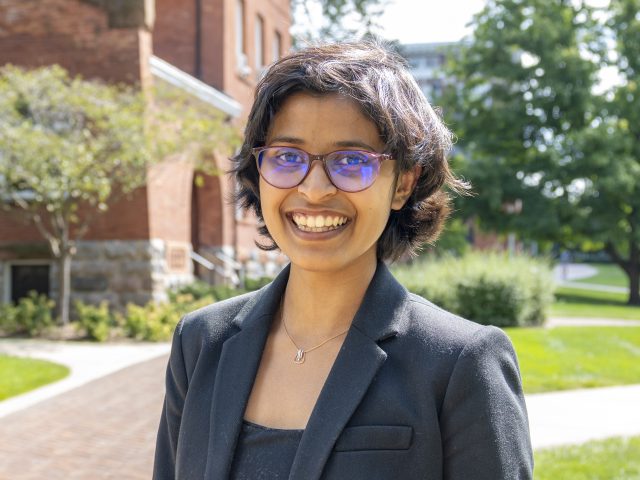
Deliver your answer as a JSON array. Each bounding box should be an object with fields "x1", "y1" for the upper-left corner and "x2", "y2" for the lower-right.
[{"x1": 153, "y1": 262, "x2": 533, "y2": 479}]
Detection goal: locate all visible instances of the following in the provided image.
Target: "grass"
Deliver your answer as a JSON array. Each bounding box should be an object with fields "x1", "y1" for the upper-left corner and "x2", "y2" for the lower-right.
[
  {"x1": 551, "y1": 286, "x2": 640, "y2": 320},
  {"x1": 534, "y1": 436, "x2": 640, "y2": 479},
  {"x1": 504, "y1": 327, "x2": 640, "y2": 393},
  {"x1": 577, "y1": 263, "x2": 629, "y2": 288},
  {"x1": 0, "y1": 354, "x2": 70, "y2": 401}
]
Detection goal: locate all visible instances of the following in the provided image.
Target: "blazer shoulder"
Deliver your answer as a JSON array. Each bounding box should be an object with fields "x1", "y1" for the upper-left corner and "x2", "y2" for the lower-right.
[
  {"x1": 402, "y1": 292, "x2": 511, "y2": 354},
  {"x1": 177, "y1": 289, "x2": 262, "y2": 344}
]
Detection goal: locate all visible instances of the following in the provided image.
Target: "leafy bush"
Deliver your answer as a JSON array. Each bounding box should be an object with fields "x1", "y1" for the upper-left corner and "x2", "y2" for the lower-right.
[
  {"x1": 393, "y1": 252, "x2": 555, "y2": 327},
  {"x1": 0, "y1": 302, "x2": 18, "y2": 335},
  {"x1": 170, "y1": 280, "x2": 217, "y2": 302},
  {"x1": 171, "y1": 276, "x2": 273, "y2": 303},
  {"x1": 244, "y1": 276, "x2": 273, "y2": 291},
  {"x1": 74, "y1": 301, "x2": 117, "y2": 342},
  {"x1": 122, "y1": 294, "x2": 215, "y2": 341},
  {"x1": 8, "y1": 292, "x2": 56, "y2": 335}
]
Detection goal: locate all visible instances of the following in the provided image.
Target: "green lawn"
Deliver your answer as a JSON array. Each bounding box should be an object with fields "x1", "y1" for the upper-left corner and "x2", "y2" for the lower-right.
[
  {"x1": 550, "y1": 286, "x2": 640, "y2": 320},
  {"x1": 534, "y1": 436, "x2": 640, "y2": 479},
  {"x1": 577, "y1": 263, "x2": 629, "y2": 288},
  {"x1": 505, "y1": 327, "x2": 640, "y2": 393},
  {"x1": 0, "y1": 354, "x2": 70, "y2": 401}
]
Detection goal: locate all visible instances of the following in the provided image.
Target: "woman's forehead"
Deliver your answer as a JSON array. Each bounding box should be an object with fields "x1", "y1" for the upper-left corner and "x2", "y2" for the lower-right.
[{"x1": 265, "y1": 92, "x2": 385, "y2": 151}]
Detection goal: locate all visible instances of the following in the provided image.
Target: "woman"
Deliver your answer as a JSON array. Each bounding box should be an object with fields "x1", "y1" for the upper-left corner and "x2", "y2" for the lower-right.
[{"x1": 153, "y1": 40, "x2": 533, "y2": 479}]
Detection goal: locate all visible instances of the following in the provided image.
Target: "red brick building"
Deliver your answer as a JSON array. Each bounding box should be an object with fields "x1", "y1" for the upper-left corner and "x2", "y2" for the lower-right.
[{"x1": 0, "y1": 0, "x2": 291, "y2": 307}]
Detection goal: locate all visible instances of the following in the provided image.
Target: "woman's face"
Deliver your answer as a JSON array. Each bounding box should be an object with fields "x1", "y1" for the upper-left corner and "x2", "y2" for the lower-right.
[{"x1": 258, "y1": 92, "x2": 416, "y2": 275}]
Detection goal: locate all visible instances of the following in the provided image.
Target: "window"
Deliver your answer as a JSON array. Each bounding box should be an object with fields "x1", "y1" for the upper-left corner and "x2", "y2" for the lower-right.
[
  {"x1": 255, "y1": 15, "x2": 265, "y2": 71},
  {"x1": 235, "y1": 0, "x2": 249, "y2": 75},
  {"x1": 273, "y1": 30, "x2": 282, "y2": 62},
  {"x1": 10, "y1": 263, "x2": 50, "y2": 303}
]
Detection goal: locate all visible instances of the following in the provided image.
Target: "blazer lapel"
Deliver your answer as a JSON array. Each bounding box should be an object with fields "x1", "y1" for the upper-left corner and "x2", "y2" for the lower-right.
[
  {"x1": 204, "y1": 265, "x2": 290, "y2": 479},
  {"x1": 289, "y1": 261, "x2": 408, "y2": 480}
]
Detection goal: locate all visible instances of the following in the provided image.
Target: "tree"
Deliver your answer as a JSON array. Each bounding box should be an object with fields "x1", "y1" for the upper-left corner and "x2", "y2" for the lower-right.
[
  {"x1": 291, "y1": 0, "x2": 388, "y2": 43},
  {"x1": 444, "y1": 0, "x2": 640, "y2": 304},
  {"x1": 0, "y1": 65, "x2": 236, "y2": 324}
]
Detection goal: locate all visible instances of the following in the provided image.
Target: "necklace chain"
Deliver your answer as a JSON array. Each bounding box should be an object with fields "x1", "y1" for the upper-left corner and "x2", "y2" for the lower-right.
[{"x1": 280, "y1": 297, "x2": 349, "y2": 364}]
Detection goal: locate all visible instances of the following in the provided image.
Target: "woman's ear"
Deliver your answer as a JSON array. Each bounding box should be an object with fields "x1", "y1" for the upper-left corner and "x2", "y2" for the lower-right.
[{"x1": 391, "y1": 165, "x2": 421, "y2": 210}]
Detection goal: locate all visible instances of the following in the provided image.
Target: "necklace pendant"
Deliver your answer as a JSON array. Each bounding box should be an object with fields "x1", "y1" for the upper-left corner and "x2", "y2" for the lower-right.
[{"x1": 294, "y1": 349, "x2": 305, "y2": 364}]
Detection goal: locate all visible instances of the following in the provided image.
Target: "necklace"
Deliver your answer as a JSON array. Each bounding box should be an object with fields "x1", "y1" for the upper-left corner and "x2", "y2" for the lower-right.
[{"x1": 280, "y1": 298, "x2": 350, "y2": 364}]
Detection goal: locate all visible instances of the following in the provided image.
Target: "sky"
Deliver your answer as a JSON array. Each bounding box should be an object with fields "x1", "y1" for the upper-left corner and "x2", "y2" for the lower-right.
[{"x1": 379, "y1": 0, "x2": 487, "y2": 44}]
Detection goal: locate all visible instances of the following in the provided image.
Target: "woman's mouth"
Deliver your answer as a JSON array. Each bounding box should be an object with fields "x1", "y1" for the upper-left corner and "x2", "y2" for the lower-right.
[{"x1": 291, "y1": 213, "x2": 349, "y2": 233}]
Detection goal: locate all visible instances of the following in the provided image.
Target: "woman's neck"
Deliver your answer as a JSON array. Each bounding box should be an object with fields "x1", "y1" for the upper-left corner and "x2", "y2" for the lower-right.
[{"x1": 281, "y1": 257, "x2": 378, "y2": 342}]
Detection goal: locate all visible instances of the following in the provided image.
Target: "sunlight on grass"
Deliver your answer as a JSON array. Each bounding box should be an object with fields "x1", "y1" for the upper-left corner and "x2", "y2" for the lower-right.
[
  {"x1": 578, "y1": 263, "x2": 629, "y2": 288},
  {"x1": 505, "y1": 327, "x2": 640, "y2": 393},
  {"x1": 0, "y1": 354, "x2": 69, "y2": 401},
  {"x1": 551, "y1": 287, "x2": 640, "y2": 320},
  {"x1": 535, "y1": 436, "x2": 640, "y2": 480}
]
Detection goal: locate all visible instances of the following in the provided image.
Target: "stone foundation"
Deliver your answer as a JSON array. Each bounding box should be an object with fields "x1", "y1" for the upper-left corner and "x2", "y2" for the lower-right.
[{"x1": 51, "y1": 239, "x2": 193, "y2": 309}]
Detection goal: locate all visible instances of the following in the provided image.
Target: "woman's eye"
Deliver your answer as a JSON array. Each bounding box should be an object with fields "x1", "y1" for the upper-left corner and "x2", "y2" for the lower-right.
[
  {"x1": 274, "y1": 152, "x2": 305, "y2": 164},
  {"x1": 336, "y1": 153, "x2": 368, "y2": 166}
]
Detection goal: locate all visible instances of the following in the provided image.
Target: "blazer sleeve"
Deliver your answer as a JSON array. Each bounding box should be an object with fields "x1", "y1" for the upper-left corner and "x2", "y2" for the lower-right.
[
  {"x1": 440, "y1": 325, "x2": 534, "y2": 479},
  {"x1": 153, "y1": 318, "x2": 188, "y2": 480}
]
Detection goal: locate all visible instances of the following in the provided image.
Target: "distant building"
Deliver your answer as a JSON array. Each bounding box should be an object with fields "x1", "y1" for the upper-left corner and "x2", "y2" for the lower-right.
[
  {"x1": 400, "y1": 42, "x2": 458, "y2": 103},
  {"x1": 0, "y1": 0, "x2": 291, "y2": 308}
]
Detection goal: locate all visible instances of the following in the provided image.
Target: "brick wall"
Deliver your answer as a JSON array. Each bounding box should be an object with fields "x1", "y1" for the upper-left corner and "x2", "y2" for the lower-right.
[
  {"x1": 0, "y1": 0, "x2": 150, "y2": 85},
  {"x1": 147, "y1": 154, "x2": 193, "y2": 243},
  {"x1": 153, "y1": 0, "x2": 198, "y2": 76},
  {"x1": 153, "y1": 0, "x2": 291, "y2": 120}
]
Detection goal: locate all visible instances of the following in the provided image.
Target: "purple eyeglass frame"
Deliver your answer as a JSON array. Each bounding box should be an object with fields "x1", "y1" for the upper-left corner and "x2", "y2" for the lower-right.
[{"x1": 252, "y1": 146, "x2": 393, "y2": 193}]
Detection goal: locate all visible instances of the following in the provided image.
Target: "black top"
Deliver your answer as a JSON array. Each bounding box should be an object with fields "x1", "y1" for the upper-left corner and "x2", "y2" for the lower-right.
[{"x1": 229, "y1": 420, "x2": 304, "y2": 479}]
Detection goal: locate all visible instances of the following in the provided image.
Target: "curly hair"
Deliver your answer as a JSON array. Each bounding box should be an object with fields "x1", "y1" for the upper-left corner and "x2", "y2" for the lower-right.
[{"x1": 232, "y1": 39, "x2": 469, "y2": 262}]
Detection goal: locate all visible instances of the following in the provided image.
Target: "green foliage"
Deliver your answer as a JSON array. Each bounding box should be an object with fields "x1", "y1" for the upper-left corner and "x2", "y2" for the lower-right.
[
  {"x1": 0, "y1": 292, "x2": 56, "y2": 336},
  {"x1": 244, "y1": 276, "x2": 273, "y2": 291},
  {"x1": 393, "y1": 252, "x2": 554, "y2": 327},
  {"x1": 0, "y1": 64, "x2": 150, "y2": 216},
  {"x1": 149, "y1": 80, "x2": 240, "y2": 174},
  {"x1": 427, "y1": 217, "x2": 471, "y2": 257},
  {"x1": 73, "y1": 301, "x2": 117, "y2": 342},
  {"x1": 0, "y1": 65, "x2": 240, "y2": 325},
  {"x1": 0, "y1": 354, "x2": 69, "y2": 401},
  {"x1": 122, "y1": 294, "x2": 215, "y2": 341},
  {"x1": 441, "y1": 0, "x2": 640, "y2": 303},
  {"x1": 506, "y1": 326, "x2": 640, "y2": 393},
  {"x1": 171, "y1": 277, "x2": 271, "y2": 302}
]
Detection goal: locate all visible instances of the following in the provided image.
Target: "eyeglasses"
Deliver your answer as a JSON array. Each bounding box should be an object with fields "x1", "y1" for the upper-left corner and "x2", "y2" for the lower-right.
[{"x1": 252, "y1": 146, "x2": 392, "y2": 193}]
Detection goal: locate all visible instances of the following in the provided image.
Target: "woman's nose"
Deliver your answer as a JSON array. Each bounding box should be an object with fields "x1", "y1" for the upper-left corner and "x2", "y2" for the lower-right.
[{"x1": 297, "y1": 160, "x2": 337, "y2": 201}]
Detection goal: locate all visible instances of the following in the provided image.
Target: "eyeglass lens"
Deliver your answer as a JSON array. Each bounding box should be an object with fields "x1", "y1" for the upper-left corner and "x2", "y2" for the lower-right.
[{"x1": 256, "y1": 147, "x2": 381, "y2": 192}]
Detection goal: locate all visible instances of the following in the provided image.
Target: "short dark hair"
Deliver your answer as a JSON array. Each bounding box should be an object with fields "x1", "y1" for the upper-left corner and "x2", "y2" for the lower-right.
[{"x1": 232, "y1": 39, "x2": 468, "y2": 262}]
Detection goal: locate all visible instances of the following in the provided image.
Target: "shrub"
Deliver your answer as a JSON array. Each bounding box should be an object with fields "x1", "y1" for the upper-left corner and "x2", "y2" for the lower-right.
[
  {"x1": 171, "y1": 276, "x2": 272, "y2": 303},
  {"x1": 393, "y1": 252, "x2": 555, "y2": 327},
  {"x1": 74, "y1": 301, "x2": 116, "y2": 342},
  {"x1": 122, "y1": 294, "x2": 215, "y2": 341},
  {"x1": 0, "y1": 302, "x2": 18, "y2": 335},
  {"x1": 244, "y1": 276, "x2": 273, "y2": 291},
  {"x1": 12, "y1": 292, "x2": 56, "y2": 335}
]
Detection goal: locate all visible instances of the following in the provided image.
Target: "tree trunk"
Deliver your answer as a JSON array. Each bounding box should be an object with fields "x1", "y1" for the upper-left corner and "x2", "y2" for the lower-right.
[
  {"x1": 58, "y1": 250, "x2": 72, "y2": 325},
  {"x1": 628, "y1": 238, "x2": 640, "y2": 306},
  {"x1": 629, "y1": 269, "x2": 640, "y2": 306}
]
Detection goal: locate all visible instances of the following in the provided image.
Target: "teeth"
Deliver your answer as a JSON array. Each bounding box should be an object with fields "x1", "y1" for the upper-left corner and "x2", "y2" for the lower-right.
[{"x1": 292, "y1": 214, "x2": 348, "y2": 231}]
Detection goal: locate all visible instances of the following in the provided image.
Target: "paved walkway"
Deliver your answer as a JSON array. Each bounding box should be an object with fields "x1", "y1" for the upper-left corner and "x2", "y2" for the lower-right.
[
  {"x1": 0, "y1": 339, "x2": 170, "y2": 418},
  {"x1": 0, "y1": 353, "x2": 168, "y2": 479},
  {"x1": 1, "y1": 333, "x2": 640, "y2": 478}
]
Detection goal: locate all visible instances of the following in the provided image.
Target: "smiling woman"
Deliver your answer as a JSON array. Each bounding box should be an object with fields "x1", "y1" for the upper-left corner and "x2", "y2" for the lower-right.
[{"x1": 153, "y1": 40, "x2": 534, "y2": 480}]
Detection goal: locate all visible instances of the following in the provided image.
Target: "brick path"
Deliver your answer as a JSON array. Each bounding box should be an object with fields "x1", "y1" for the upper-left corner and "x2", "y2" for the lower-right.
[{"x1": 0, "y1": 354, "x2": 169, "y2": 480}]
